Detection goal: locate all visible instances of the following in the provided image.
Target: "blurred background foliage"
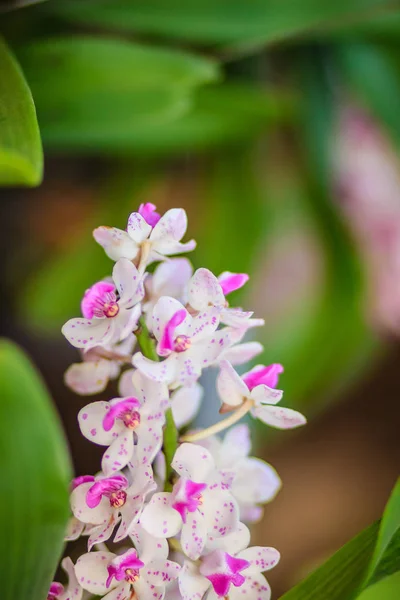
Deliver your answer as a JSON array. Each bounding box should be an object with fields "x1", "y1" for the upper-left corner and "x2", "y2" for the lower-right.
[{"x1": 1, "y1": 0, "x2": 400, "y2": 597}]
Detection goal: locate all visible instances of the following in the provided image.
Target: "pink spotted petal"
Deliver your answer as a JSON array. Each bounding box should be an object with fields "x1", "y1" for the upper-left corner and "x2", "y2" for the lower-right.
[
  {"x1": 152, "y1": 296, "x2": 191, "y2": 342},
  {"x1": 179, "y1": 561, "x2": 210, "y2": 600},
  {"x1": 86, "y1": 474, "x2": 128, "y2": 508},
  {"x1": 208, "y1": 573, "x2": 271, "y2": 600},
  {"x1": 251, "y1": 406, "x2": 307, "y2": 429},
  {"x1": 203, "y1": 489, "x2": 239, "y2": 539},
  {"x1": 206, "y1": 522, "x2": 251, "y2": 555},
  {"x1": 102, "y1": 397, "x2": 141, "y2": 431},
  {"x1": 133, "y1": 352, "x2": 178, "y2": 384},
  {"x1": 93, "y1": 226, "x2": 139, "y2": 261},
  {"x1": 150, "y1": 208, "x2": 188, "y2": 242},
  {"x1": 181, "y1": 509, "x2": 208, "y2": 560},
  {"x1": 87, "y1": 516, "x2": 118, "y2": 551},
  {"x1": 158, "y1": 309, "x2": 188, "y2": 356},
  {"x1": 62, "y1": 318, "x2": 114, "y2": 351},
  {"x1": 218, "y1": 272, "x2": 249, "y2": 295},
  {"x1": 188, "y1": 268, "x2": 225, "y2": 312},
  {"x1": 102, "y1": 582, "x2": 131, "y2": 600},
  {"x1": 136, "y1": 420, "x2": 164, "y2": 465},
  {"x1": 70, "y1": 482, "x2": 113, "y2": 525},
  {"x1": 238, "y1": 547, "x2": 280, "y2": 574},
  {"x1": 144, "y1": 559, "x2": 181, "y2": 586},
  {"x1": 114, "y1": 494, "x2": 144, "y2": 543},
  {"x1": 65, "y1": 360, "x2": 112, "y2": 396},
  {"x1": 127, "y1": 211, "x2": 152, "y2": 243},
  {"x1": 140, "y1": 492, "x2": 182, "y2": 538},
  {"x1": 112, "y1": 259, "x2": 144, "y2": 307},
  {"x1": 75, "y1": 552, "x2": 115, "y2": 595},
  {"x1": 78, "y1": 401, "x2": 122, "y2": 446},
  {"x1": 101, "y1": 430, "x2": 135, "y2": 476},
  {"x1": 64, "y1": 516, "x2": 85, "y2": 542},
  {"x1": 129, "y1": 522, "x2": 169, "y2": 563},
  {"x1": 60, "y1": 556, "x2": 83, "y2": 600},
  {"x1": 250, "y1": 384, "x2": 283, "y2": 407},
  {"x1": 172, "y1": 443, "x2": 215, "y2": 482}
]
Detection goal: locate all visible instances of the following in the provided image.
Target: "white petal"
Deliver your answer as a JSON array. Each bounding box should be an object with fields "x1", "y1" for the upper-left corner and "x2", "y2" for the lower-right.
[
  {"x1": 221, "y1": 341, "x2": 264, "y2": 366},
  {"x1": 113, "y1": 304, "x2": 142, "y2": 341},
  {"x1": 179, "y1": 561, "x2": 210, "y2": 600},
  {"x1": 181, "y1": 510, "x2": 208, "y2": 560},
  {"x1": 152, "y1": 296, "x2": 191, "y2": 342},
  {"x1": 118, "y1": 368, "x2": 136, "y2": 397},
  {"x1": 232, "y1": 458, "x2": 281, "y2": 505},
  {"x1": 62, "y1": 318, "x2": 113, "y2": 350},
  {"x1": 136, "y1": 420, "x2": 164, "y2": 465},
  {"x1": 188, "y1": 269, "x2": 224, "y2": 312},
  {"x1": 217, "y1": 360, "x2": 248, "y2": 407},
  {"x1": 87, "y1": 516, "x2": 118, "y2": 550},
  {"x1": 172, "y1": 443, "x2": 215, "y2": 482},
  {"x1": 172, "y1": 352, "x2": 202, "y2": 387},
  {"x1": 140, "y1": 493, "x2": 182, "y2": 538},
  {"x1": 127, "y1": 211, "x2": 152, "y2": 243},
  {"x1": 64, "y1": 516, "x2": 85, "y2": 542},
  {"x1": 203, "y1": 490, "x2": 239, "y2": 538},
  {"x1": 171, "y1": 383, "x2": 203, "y2": 429},
  {"x1": 218, "y1": 424, "x2": 251, "y2": 467},
  {"x1": 151, "y1": 239, "x2": 196, "y2": 258},
  {"x1": 150, "y1": 208, "x2": 188, "y2": 243},
  {"x1": 103, "y1": 582, "x2": 131, "y2": 600},
  {"x1": 206, "y1": 522, "x2": 250, "y2": 554},
  {"x1": 129, "y1": 522, "x2": 169, "y2": 563},
  {"x1": 131, "y1": 369, "x2": 169, "y2": 411},
  {"x1": 78, "y1": 401, "x2": 122, "y2": 446},
  {"x1": 133, "y1": 353, "x2": 178, "y2": 384},
  {"x1": 250, "y1": 385, "x2": 283, "y2": 406},
  {"x1": 75, "y1": 551, "x2": 115, "y2": 595},
  {"x1": 238, "y1": 547, "x2": 280, "y2": 574},
  {"x1": 113, "y1": 258, "x2": 144, "y2": 307},
  {"x1": 64, "y1": 360, "x2": 112, "y2": 395},
  {"x1": 144, "y1": 559, "x2": 181, "y2": 586},
  {"x1": 135, "y1": 578, "x2": 165, "y2": 600},
  {"x1": 93, "y1": 226, "x2": 139, "y2": 261},
  {"x1": 102, "y1": 430, "x2": 135, "y2": 475},
  {"x1": 152, "y1": 258, "x2": 193, "y2": 299},
  {"x1": 70, "y1": 482, "x2": 113, "y2": 525},
  {"x1": 190, "y1": 309, "x2": 220, "y2": 343},
  {"x1": 114, "y1": 494, "x2": 143, "y2": 542},
  {"x1": 61, "y1": 556, "x2": 83, "y2": 600},
  {"x1": 251, "y1": 406, "x2": 307, "y2": 429}
]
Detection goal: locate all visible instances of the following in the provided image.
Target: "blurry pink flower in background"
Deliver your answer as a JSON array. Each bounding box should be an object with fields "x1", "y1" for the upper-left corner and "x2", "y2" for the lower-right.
[{"x1": 335, "y1": 105, "x2": 400, "y2": 334}]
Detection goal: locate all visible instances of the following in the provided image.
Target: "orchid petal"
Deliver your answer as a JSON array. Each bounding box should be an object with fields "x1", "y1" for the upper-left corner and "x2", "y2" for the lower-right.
[
  {"x1": 70, "y1": 481, "x2": 113, "y2": 525},
  {"x1": 251, "y1": 406, "x2": 307, "y2": 429},
  {"x1": 136, "y1": 420, "x2": 164, "y2": 465},
  {"x1": 93, "y1": 226, "x2": 139, "y2": 261},
  {"x1": 207, "y1": 522, "x2": 250, "y2": 555},
  {"x1": 181, "y1": 509, "x2": 208, "y2": 560},
  {"x1": 238, "y1": 547, "x2": 280, "y2": 574},
  {"x1": 65, "y1": 360, "x2": 112, "y2": 395},
  {"x1": 62, "y1": 318, "x2": 113, "y2": 350},
  {"x1": 127, "y1": 211, "x2": 152, "y2": 243},
  {"x1": 75, "y1": 551, "x2": 115, "y2": 595},
  {"x1": 171, "y1": 383, "x2": 203, "y2": 429},
  {"x1": 250, "y1": 384, "x2": 283, "y2": 406},
  {"x1": 218, "y1": 272, "x2": 249, "y2": 295},
  {"x1": 144, "y1": 559, "x2": 181, "y2": 586},
  {"x1": 150, "y1": 208, "x2": 188, "y2": 243},
  {"x1": 102, "y1": 582, "x2": 131, "y2": 600},
  {"x1": 179, "y1": 561, "x2": 210, "y2": 600},
  {"x1": 60, "y1": 556, "x2": 83, "y2": 600},
  {"x1": 101, "y1": 430, "x2": 135, "y2": 475},
  {"x1": 203, "y1": 489, "x2": 239, "y2": 539},
  {"x1": 232, "y1": 458, "x2": 281, "y2": 505},
  {"x1": 87, "y1": 516, "x2": 118, "y2": 551},
  {"x1": 188, "y1": 268, "x2": 225, "y2": 312},
  {"x1": 172, "y1": 443, "x2": 215, "y2": 482},
  {"x1": 152, "y1": 258, "x2": 193, "y2": 300},
  {"x1": 217, "y1": 360, "x2": 248, "y2": 408},
  {"x1": 78, "y1": 402, "x2": 123, "y2": 446},
  {"x1": 140, "y1": 493, "x2": 182, "y2": 538},
  {"x1": 129, "y1": 522, "x2": 169, "y2": 563},
  {"x1": 152, "y1": 296, "x2": 191, "y2": 342},
  {"x1": 64, "y1": 516, "x2": 85, "y2": 542},
  {"x1": 221, "y1": 341, "x2": 264, "y2": 366},
  {"x1": 113, "y1": 258, "x2": 144, "y2": 307},
  {"x1": 208, "y1": 573, "x2": 271, "y2": 600},
  {"x1": 133, "y1": 352, "x2": 178, "y2": 384}
]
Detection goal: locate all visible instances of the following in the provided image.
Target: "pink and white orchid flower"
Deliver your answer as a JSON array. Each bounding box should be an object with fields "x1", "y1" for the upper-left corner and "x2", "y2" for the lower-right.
[
  {"x1": 188, "y1": 268, "x2": 264, "y2": 330},
  {"x1": 143, "y1": 257, "x2": 193, "y2": 327},
  {"x1": 217, "y1": 360, "x2": 307, "y2": 429},
  {"x1": 64, "y1": 334, "x2": 135, "y2": 395},
  {"x1": 62, "y1": 259, "x2": 144, "y2": 351},
  {"x1": 133, "y1": 296, "x2": 237, "y2": 387},
  {"x1": 93, "y1": 204, "x2": 196, "y2": 267},
  {"x1": 200, "y1": 425, "x2": 281, "y2": 523},
  {"x1": 140, "y1": 443, "x2": 239, "y2": 560},
  {"x1": 70, "y1": 463, "x2": 155, "y2": 550},
  {"x1": 75, "y1": 544, "x2": 180, "y2": 600},
  {"x1": 179, "y1": 523, "x2": 280, "y2": 600},
  {"x1": 78, "y1": 370, "x2": 168, "y2": 475},
  {"x1": 170, "y1": 382, "x2": 204, "y2": 429},
  {"x1": 47, "y1": 557, "x2": 82, "y2": 600}
]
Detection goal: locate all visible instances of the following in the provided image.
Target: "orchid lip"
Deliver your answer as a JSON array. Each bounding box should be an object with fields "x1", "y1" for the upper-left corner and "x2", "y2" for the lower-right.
[
  {"x1": 171, "y1": 478, "x2": 207, "y2": 522},
  {"x1": 173, "y1": 334, "x2": 191, "y2": 353}
]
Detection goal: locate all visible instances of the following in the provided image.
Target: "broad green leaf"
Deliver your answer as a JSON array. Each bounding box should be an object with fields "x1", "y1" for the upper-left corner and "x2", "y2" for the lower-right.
[
  {"x1": 357, "y1": 572, "x2": 400, "y2": 600},
  {"x1": 0, "y1": 37, "x2": 42, "y2": 185},
  {"x1": 280, "y1": 522, "x2": 380, "y2": 600},
  {"x1": 0, "y1": 339, "x2": 71, "y2": 599},
  {"x1": 52, "y1": 0, "x2": 395, "y2": 47},
  {"x1": 364, "y1": 479, "x2": 400, "y2": 588},
  {"x1": 17, "y1": 37, "x2": 219, "y2": 151}
]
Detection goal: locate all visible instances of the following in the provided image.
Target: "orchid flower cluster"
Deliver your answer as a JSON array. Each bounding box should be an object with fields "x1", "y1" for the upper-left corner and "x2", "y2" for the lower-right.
[{"x1": 53, "y1": 203, "x2": 307, "y2": 600}]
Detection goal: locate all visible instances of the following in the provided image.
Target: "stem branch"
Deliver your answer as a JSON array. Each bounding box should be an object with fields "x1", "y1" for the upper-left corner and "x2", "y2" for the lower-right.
[{"x1": 180, "y1": 399, "x2": 254, "y2": 443}]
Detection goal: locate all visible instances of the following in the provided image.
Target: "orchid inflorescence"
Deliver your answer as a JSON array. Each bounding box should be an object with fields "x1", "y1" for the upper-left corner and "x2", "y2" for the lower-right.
[{"x1": 53, "y1": 203, "x2": 307, "y2": 600}]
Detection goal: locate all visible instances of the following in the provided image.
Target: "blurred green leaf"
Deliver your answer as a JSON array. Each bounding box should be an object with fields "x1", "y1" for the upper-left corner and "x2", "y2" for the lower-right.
[
  {"x1": 357, "y1": 572, "x2": 400, "y2": 600},
  {"x1": 280, "y1": 522, "x2": 380, "y2": 600},
  {"x1": 0, "y1": 0, "x2": 47, "y2": 13},
  {"x1": 364, "y1": 479, "x2": 400, "y2": 588},
  {"x1": 16, "y1": 36, "x2": 219, "y2": 151},
  {"x1": 0, "y1": 339, "x2": 71, "y2": 600},
  {"x1": 52, "y1": 0, "x2": 395, "y2": 47},
  {"x1": 0, "y1": 37, "x2": 42, "y2": 186},
  {"x1": 38, "y1": 82, "x2": 290, "y2": 155}
]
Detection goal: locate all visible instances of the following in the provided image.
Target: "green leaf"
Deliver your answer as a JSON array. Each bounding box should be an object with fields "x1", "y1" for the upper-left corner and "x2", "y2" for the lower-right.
[
  {"x1": 0, "y1": 37, "x2": 42, "y2": 186},
  {"x1": 16, "y1": 36, "x2": 219, "y2": 151},
  {"x1": 0, "y1": 339, "x2": 71, "y2": 600},
  {"x1": 357, "y1": 572, "x2": 400, "y2": 600},
  {"x1": 364, "y1": 479, "x2": 400, "y2": 588},
  {"x1": 336, "y1": 43, "x2": 400, "y2": 146},
  {"x1": 0, "y1": 0, "x2": 48, "y2": 13},
  {"x1": 280, "y1": 522, "x2": 380, "y2": 600},
  {"x1": 52, "y1": 0, "x2": 395, "y2": 47}
]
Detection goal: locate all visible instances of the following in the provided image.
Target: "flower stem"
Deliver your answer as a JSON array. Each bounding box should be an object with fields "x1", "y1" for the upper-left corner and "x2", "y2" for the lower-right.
[
  {"x1": 134, "y1": 317, "x2": 178, "y2": 492},
  {"x1": 180, "y1": 398, "x2": 254, "y2": 443}
]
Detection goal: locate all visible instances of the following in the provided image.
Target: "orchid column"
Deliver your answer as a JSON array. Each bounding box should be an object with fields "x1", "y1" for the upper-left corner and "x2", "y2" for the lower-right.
[{"x1": 51, "y1": 202, "x2": 306, "y2": 600}]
